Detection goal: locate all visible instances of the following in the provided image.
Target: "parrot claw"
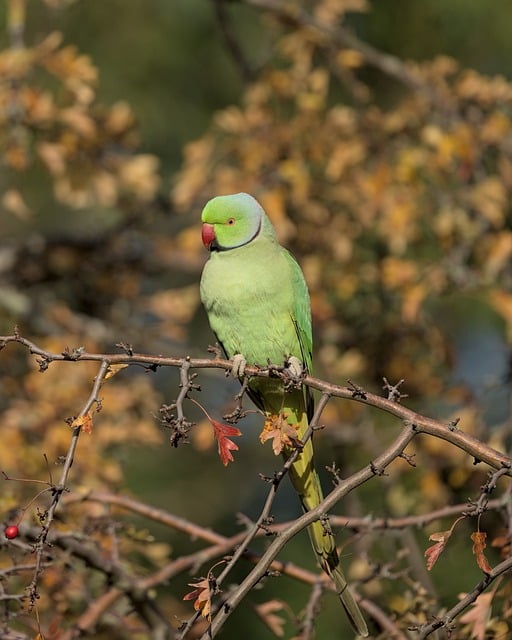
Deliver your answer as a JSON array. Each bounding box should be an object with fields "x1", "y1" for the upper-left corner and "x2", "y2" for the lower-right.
[
  {"x1": 230, "y1": 353, "x2": 247, "y2": 378},
  {"x1": 286, "y1": 356, "x2": 303, "y2": 380}
]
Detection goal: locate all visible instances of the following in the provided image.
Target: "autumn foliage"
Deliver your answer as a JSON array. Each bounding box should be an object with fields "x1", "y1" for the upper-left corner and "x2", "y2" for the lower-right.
[{"x1": 1, "y1": 1, "x2": 512, "y2": 639}]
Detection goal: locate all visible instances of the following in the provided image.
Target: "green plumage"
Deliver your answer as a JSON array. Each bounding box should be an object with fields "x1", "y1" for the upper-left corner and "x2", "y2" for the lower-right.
[{"x1": 200, "y1": 193, "x2": 368, "y2": 637}]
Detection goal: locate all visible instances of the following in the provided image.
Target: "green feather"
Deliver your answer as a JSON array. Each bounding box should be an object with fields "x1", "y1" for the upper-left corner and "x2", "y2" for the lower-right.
[{"x1": 200, "y1": 193, "x2": 368, "y2": 637}]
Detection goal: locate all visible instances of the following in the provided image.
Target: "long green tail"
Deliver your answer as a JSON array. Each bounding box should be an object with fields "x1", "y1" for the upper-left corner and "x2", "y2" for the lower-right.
[{"x1": 283, "y1": 400, "x2": 368, "y2": 637}]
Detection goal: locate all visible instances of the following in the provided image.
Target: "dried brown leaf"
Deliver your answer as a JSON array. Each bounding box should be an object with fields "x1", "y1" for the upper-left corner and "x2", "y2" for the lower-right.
[
  {"x1": 70, "y1": 412, "x2": 93, "y2": 434},
  {"x1": 424, "y1": 517, "x2": 464, "y2": 571},
  {"x1": 183, "y1": 577, "x2": 213, "y2": 621},
  {"x1": 259, "y1": 414, "x2": 300, "y2": 456},
  {"x1": 471, "y1": 531, "x2": 492, "y2": 574},
  {"x1": 425, "y1": 531, "x2": 450, "y2": 571}
]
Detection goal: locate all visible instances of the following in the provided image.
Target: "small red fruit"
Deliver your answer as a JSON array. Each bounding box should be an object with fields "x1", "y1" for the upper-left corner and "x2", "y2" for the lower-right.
[{"x1": 4, "y1": 525, "x2": 19, "y2": 539}]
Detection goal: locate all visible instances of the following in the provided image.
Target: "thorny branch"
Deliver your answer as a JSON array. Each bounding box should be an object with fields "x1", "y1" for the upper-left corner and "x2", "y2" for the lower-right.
[
  {"x1": 201, "y1": 421, "x2": 420, "y2": 638},
  {"x1": 25, "y1": 358, "x2": 110, "y2": 609},
  {"x1": 1, "y1": 332, "x2": 509, "y2": 471},
  {"x1": 416, "y1": 555, "x2": 512, "y2": 639},
  {"x1": 1, "y1": 331, "x2": 512, "y2": 639}
]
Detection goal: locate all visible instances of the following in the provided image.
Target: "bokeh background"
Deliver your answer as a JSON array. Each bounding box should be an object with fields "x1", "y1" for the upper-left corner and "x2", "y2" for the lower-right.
[{"x1": 1, "y1": 1, "x2": 511, "y2": 638}]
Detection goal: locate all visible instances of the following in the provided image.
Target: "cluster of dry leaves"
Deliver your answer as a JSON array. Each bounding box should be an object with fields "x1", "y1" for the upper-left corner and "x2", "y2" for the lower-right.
[
  {"x1": 173, "y1": 6, "x2": 512, "y2": 399},
  {"x1": 1, "y1": 6, "x2": 160, "y2": 216}
]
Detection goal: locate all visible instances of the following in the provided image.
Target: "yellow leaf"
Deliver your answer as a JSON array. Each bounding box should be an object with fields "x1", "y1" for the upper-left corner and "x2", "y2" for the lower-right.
[
  {"x1": 381, "y1": 257, "x2": 417, "y2": 289},
  {"x1": 469, "y1": 177, "x2": 506, "y2": 228},
  {"x1": 2, "y1": 189, "x2": 32, "y2": 220},
  {"x1": 145, "y1": 286, "x2": 200, "y2": 325},
  {"x1": 105, "y1": 100, "x2": 135, "y2": 135},
  {"x1": 192, "y1": 418, "x2": 215, "y2": 452},
  {"x1": 118, "y1": 154, "x2": 160, "y2": 201},
  {"x1": 480, "y1": 231, "x2": 512, "y2": 279},
  {"x1": 481, "y1": 111, "x2": 511, "y2": 144},
  {"x1": 214, "y1": 106, "x2": 245, "y2": 133},
  {"x1": 59, "y1": 106, "x2": 97, "y2": 138},
  {"x1": 92, "y1": 171, "x2": 118, "y2": 208},
  {"x1": 402, "y1": 283, "x2": 428, "y2": 323},
  {"x1": 70, "y1": 412, "x2": 93, "y2": 434},
  {"x1": 37, "y1": 142, "x2": 66, "y2": 176},
  {"x1": 104, "y1": 363, "x2": 129, "y2": 381},
  {"x1": 336, "y1": 49, "x2": 364, "y2": 68}
]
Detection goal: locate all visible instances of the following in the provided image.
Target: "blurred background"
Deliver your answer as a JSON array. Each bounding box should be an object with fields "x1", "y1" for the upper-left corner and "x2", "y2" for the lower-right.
[{"x1": 0, "y1": 1, "x2": 511, "y2": 638}]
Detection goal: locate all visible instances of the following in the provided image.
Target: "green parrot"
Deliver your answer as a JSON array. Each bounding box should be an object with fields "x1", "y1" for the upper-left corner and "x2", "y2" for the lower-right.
[{"x1": 200, "y1": 193, "x2": 368, "y2": 637}]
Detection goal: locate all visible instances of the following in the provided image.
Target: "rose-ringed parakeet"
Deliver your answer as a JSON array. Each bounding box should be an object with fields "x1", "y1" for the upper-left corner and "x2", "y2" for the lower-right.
[{"x1": 200, "y1": 193, "x2": 368, "y2": 637}]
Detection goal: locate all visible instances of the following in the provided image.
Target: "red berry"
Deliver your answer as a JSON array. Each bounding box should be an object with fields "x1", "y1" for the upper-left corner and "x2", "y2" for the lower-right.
[{"x1": 4, "y1": 525, "x2": 19, "y2": 539}]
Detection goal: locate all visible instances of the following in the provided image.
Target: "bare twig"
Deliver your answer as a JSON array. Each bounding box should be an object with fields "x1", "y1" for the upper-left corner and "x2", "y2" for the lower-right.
[
  {"x1": 358, "y1": 596, "x2": 409, "y2": 639},
  {"x1": 464, "y1": 466, "x2": 511, "y2": 517},
  {"x1": 331, "y1": 497, "x2": 507, "y2": 532},
  {"x1": 212, "y1": 0, "x2": 255, "y2": 82},
  {"x1": 60, "y1": 588, "x2": 123, "y2": 640},
  {"x1": 61, "y1": 491, "x2": 334, "y2": 591},
  {"x1": 23, "y1": 527, "x2": 174, "y2": 640},
  {"x1": 383, "y1": 377, "x2": 408, "y2": 403},
  {"x1": 219, "y1": 392, "x2": 332, "y2": 578},
  {"x1": 26, "y1": 359, "x2": 110, "y2": 608},
  {"x1": 416, "y1": 555, "x2": 512, "y2": 638},
  {"x1": 298, "y1": 580, "x2": 325, "y2": 640}
]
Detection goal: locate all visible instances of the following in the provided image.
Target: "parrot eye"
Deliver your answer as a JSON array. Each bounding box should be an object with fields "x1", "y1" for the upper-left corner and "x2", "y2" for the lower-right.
[{"x1": 227, "y1": 218, "x2": 236, "y2": 225}]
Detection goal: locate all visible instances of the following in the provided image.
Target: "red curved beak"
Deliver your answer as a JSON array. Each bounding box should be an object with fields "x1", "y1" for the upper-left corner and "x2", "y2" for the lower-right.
[{"x1": 201, "y1": 222, "x2": 215, "y2": 248}]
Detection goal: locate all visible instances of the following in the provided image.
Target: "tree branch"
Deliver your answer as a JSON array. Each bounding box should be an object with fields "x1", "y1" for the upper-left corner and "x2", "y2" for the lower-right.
[
  {"x1": 212, "y1": 0, "x2": 255, "y2": 82},
  {"x1": 2, "y1": 332, "x2": 509, "y2": 472},
  {"x1": 202, "y1": 421, "x2": 418, "y2": 637},
  {"x1": 417, "y1": 556, "x2": 512, "y2": 638}
]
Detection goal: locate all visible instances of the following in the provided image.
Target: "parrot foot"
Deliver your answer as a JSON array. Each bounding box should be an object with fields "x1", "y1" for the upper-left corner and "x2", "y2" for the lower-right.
[
  {"x1": 286, "y1": 356, "x2": 303, "y2": 380},
  {"x1": 230, "y1": 353, "x2": 247, "y2": 378}
]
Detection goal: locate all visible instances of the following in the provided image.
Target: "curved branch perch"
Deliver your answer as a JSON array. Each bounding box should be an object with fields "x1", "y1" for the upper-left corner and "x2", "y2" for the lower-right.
[{"x1": 1, "y1": 331, "x2": 511, "y2": 639}]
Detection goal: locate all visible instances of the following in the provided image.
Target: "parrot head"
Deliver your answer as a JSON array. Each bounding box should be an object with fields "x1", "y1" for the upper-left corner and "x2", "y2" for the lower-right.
[{"x1": 201, "y1": 193, "x2": 264, "y2": 251}]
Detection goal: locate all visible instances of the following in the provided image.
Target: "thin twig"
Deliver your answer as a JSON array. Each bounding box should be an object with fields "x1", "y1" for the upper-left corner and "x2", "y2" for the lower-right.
[
  {"x1": 218, "y1": 392, "x2": 331, "y2": 580},
  {"x1": 26, "y1": 359, "x2": 110, "y2": 608},
  {"x1": 61, "y1": 490, "x2": 355, "y2": 588},
  {"x1": 59, "y1": 588, "x2": 123, "y2": 640},
  {"x1": 299, "y1": 580, "x2": 325, "y2": 640},
  {"x1": 416, "y1": 555, "x2": 512, "y2": 638},
  {"x1": 212, "y1": 0, "x2": 255, "y2": 82}
]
